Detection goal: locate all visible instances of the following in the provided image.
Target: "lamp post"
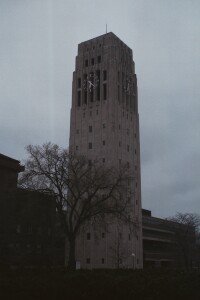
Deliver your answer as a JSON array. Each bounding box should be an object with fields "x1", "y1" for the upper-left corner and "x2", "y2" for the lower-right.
[{"x1": 131, "y1": 253, "x2": 135, "y2": 269}]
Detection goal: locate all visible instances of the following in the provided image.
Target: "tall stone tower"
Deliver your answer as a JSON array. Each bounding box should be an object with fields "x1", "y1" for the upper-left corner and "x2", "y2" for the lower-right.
[{"x1": 69, "y1": 32, "x2": 142, "y2": 269}]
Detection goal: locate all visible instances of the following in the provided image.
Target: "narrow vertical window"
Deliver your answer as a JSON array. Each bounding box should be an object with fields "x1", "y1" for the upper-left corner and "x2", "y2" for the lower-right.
[
  {"x1": 98, "y1": 56, "x2": 101, "y2": 63},
  {"x1": 118, "y1": 85, "x2": 120, "y2": 102},
  {"x1": 103, "y1": 84, "x2": 107, "y2": 100},
  {"x1": 91, "y1": 58, "x2": 94, "y2": 65},
  {"x1": 103, "y1": 70, "x2": 107, "y2": 81},
  {"x1": 78, "y1": 78, "x2": 81, "y2": 88},
  {"x1": 85, "y1": 59, "x2": 88, "y2": 67},
  {"x1": 84, "y1": 94, "x2": 87, "y2": 104},
  {"x1": 89, "y1": 125, "x2": 92, "y2": 133},
  {"x1": 77, "y1": 91, "x2": 81, "y2": 107},
  {"x1": 87, "y1": 232, "x2": 91, "y2": 240}
]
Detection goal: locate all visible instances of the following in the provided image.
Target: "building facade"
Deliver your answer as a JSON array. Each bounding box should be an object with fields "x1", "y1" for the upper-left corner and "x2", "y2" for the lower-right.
[
  {"x1": 0, "y1": 154, "x2": 64, "y2": 267},
  {"x1": 142, "y1": 209, "x2": 197, "y2": 269},
  {"x1": 69, "y1": 32, "x2": 143, "y2": 269}
]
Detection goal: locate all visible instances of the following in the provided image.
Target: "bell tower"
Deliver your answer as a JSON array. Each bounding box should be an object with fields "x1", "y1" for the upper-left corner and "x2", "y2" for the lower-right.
[{"x1": 69, "y1": 32, "x2": 143, "y2": 269}]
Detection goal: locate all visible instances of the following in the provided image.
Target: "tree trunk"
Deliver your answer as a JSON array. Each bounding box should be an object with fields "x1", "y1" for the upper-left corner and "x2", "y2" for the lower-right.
[{"x1": 67, "y1": 235, "x2": 76, "y2": 271}]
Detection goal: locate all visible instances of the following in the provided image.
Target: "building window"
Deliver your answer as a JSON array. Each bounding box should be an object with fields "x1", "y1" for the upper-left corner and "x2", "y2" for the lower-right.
[
  {"x1": 88, "y1": 142, "x2": 92, "y2": 149},
  {"x1": 127, "y1": 129, "x2": 129, "y2": 135},
  {"x1": 128, "y1": 197, "x2": 130, "y2": 203},
  {"x1": 84, "y1": 90, "x2": 87, "y2": 104},
  {"x1": 98, "y1": 56, "x2": 101, "y2": 63},
  {"x1": 85, "y1": 59, "x2": 88, "y2": 67},
  {"x1": 135, "y1": 149, "x2": 137, "y2": 154},
  {"x1": 102, "y1": 258, "x2": 105, "y2": 264},
  {"x1": 119, "y1": 141, "x2": 121, "y2": 147},
  {"x1": 127, "y1": 162, "x2": 130, "y2": 168},
  {"x1": 87, "y1": 232, "x2": 91, "y2": 240},
  {"x1": 135, "y1": 182, "x2": 137, "y2": 187},
  {"x1": 86, "y1": 258, "x2": 90, "y2": 264},
  {"x1": 128, "y1": 233, "x2": 131, "y2": 241},
  {"x1": 89, "y1": 125, "x2": 92, "y2": 133},
  {"x1": 102, "y1": 158, "x2": 105, "y2": 163},
  {"x1": 119, "y1": 159, "x2": 121, "y2": 165},
  {"x1": 96, "y1": 110, "x2": 98, "y2": 115},
  {"x1": 103, "y1": 123, "x2": 106, "y2": 128},
  {"x1": 119, "y1": 124, "x2": 121, "y2": 130},
  {"x1": 78, "y1": 78, "x2": 81, "y2": 88},
  {"x1": 102, "y1": 232, "x2": 105, "y2": 238},
  {"x1": 102, "y1": 140, "x2": 105, "y2": 146},
  {"x1": 91, "y1": 58, "x2": 94, "y2": 65},
  {"x1": 103, "y1": 70, "x2": 107, "y2": 81},
  {"x1": 77, "y1": 91, "x2": 81, "y2": 107},
  {"x1": 127, "y1": 145, "x2": 129, "y2": 152},
  {"x1": 76, "y1": 146, "x2": 78, "y2": 151},
  {"x1": 83, "y1": 112, "x2": 85, "y2": 118},
  {"x1": 118, "y1": 85, "x2": 120, "y2": 102},
  {"x1": 76, "y1": 129, "x2": 79, "y2": 134},
  {"x1": 103, "y1": 84, "x2": 107, "y2": 100}
]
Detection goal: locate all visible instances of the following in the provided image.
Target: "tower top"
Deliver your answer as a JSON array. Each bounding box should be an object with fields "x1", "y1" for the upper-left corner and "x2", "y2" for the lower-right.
[{"x1": 78, "y1": 32, "x2": 132, "y2": 57}]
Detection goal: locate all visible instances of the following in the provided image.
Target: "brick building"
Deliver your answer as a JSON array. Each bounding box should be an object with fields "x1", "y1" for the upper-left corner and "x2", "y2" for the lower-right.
[
  {"x1": 0, "y1": 153, "x2": 64, "y2": 267},
  {"x1": 142, "y1": 209, "x2": 196, "y2": 269}
]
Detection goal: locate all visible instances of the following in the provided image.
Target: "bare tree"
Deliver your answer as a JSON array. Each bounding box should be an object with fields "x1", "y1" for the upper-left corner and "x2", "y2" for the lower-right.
[
  {"x1": 19, "y1": 143, "x2": 131, "y2": 270},
  {"x1": 167, "y1": 212, "x2": 200, "y2": 270}
]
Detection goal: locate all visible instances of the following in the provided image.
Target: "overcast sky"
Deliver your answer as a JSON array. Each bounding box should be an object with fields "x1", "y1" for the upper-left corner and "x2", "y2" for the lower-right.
[{"x1": 1, "y1": 0, "x2": 200, "y2": 218}]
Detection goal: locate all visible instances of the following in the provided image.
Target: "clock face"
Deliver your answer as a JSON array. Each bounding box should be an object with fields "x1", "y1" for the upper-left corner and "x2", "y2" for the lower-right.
[{"x1": 83, "y1": 73, "x2": 99, "y2": 92}]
